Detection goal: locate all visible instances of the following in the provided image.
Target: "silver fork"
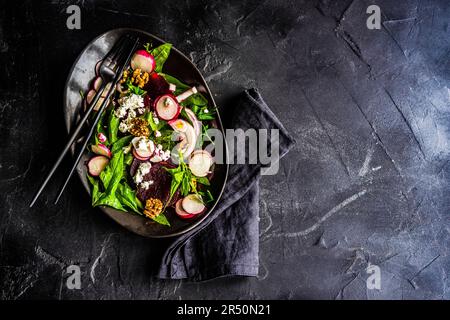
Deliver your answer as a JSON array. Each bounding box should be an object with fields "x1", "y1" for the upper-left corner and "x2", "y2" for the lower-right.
[{"x1": 30, "y1": 35, "x2": 139, "y2": 207}]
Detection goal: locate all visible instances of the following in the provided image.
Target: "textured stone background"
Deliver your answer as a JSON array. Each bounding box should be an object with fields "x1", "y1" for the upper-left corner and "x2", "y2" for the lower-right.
[{"x1": 0, "y1": 0, "x2": 449, "y2": 299}]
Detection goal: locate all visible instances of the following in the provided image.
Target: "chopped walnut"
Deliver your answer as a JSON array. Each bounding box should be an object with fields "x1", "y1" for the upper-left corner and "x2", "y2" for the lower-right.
[
  {"x1": 120, "y1": 68, "x2": 149, "y2": 88},
  {"x1": 144, "y1": 198, "x2": 163, "y2": 218},
  {"x1": 131, "y1": 68, "x2": 150, "y2": 88},
  {"x1": 128, "y1": 118, "x2": 150, "y2": 137}
]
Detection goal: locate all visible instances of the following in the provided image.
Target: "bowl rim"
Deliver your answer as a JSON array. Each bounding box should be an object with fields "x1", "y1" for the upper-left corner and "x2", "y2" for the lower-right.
[{"x1": 63, "y1": 27, "x2": 229, "y2": 238}]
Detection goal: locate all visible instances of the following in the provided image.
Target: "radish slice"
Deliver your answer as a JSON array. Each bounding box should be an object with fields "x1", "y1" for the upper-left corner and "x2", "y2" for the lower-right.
[
  {"x1": 175, "y1": 199, "x2": 196, "y2": 219},
  {"x1": 176, "y1": 87, "x2": 198, "y2": 103},
  {"x1": 95, "y1": 60, "x2": 101, "y2": 76},
  {"x1": 132, "y1": 148, "x2": 150, "y2": 161},
  {"x1": 134, "y1": 147, "x2": 153, "y2": 159},
  {"x1": 154, "y1": 94, "x2": 180, "y2": 121},
  {"x1": 92, "y1": 77, "x2": 102, "y2": 91},
  {"x1": 131, "y1": 137, "x2": 155, "y2": 159},
  {"x1": 91, "y1": 144, "x2": 111, "y2": 158},
  {"x1": 189, "y1": 150, "x2": 213, "y2": 177},
  {"x1": 87, "y1": 156, "x2": 109, "y2": 176},
  {"x1": 130, "y1": 50, "x2": 156, "y2": 73},
  {"x1": 184, "y1": 108, "x2": 201, "y2": 139},
  {"x1": 182, "y1": 194, "x2": 206, "y2": 214},
  {"x1": 86, "y1": 89, "x2": 96, "y2": 105},
  {"x1": 97, "y1": 133, "x2": 107, "y2": 143}
]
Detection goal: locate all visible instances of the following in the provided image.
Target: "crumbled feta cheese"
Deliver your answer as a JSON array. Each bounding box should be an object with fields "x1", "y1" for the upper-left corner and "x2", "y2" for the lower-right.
[
  {"x1": 121, "y1": 94, "x2": 144, "y2": 110},
  {"x1": 138, "y1": 139, "x2": 148, "y2": 152},
  {"x1": 115, "y1": 106, "x2": 127, "y2": 118},
  {"x1": 154, "y1": 117, "x2": 159, "y2": 125},
  {"x1": 155, "y1": 130, "x2": 161, "y2": 138},
  {"x1": 134, "y1": 174, "x2": 143, "y2": 184},
  {"x1": 150, "y1": 154, "x2": 162, "y2": 163},
  {"x1": 128, "y1": 109, "x2": 136, "y2": 118},
  {"x1": 139, "y1": 162, "x2": 152, "y2": 176},
  {"x1": 134, "y1": 162, "x2": 152, "y2": 185},
  {"x1": 161, "y1": 150, "x2": 171, "y2": 161},
  {"x1": 140, "y1": 180, "x2": 154, "y2": 190},
  {"x1": 204, "y1": 109, "x2": 209, "y2": 113},
  {"x1": 119, "y1": 122, "x2": 129, "y2": 133},
  {"x1": 157, "y1": 144, "x2": 163, "y2": 150}
]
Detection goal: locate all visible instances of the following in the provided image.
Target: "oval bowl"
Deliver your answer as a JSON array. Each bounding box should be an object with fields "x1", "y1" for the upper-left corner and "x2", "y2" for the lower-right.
[{"x1": 63, "y1": 28, "x2": 228, "y2": 238}]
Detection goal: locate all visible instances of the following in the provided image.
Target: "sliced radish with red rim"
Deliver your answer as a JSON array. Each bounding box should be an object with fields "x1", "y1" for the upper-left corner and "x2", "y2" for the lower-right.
[
  {"x1": 130, "y1": 50, "x2": 156, "y2": 73},
  {"x1": 132, "y1": 148, "x2": 150, "y2": 161},
  {"x1": 154, "y1": 94, "x2": 180, "y2": 121},
  {"x1": 182, "y1": 194, "x2": 206, "y2": 215},
  {"x1": 131, "y1": 137, "x2": 155, "y2": 160},
  {"x1": 189, "y1": 150, "x2": 213, "y2": 177},
  {"x1": 175, "y1": 199, "x2": 196, "y2": 219}
]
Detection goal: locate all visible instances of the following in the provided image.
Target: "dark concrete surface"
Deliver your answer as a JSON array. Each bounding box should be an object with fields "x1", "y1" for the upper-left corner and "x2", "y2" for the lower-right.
[{"x1": 0, "y1": 0, "x2": 449, "y2": 299}]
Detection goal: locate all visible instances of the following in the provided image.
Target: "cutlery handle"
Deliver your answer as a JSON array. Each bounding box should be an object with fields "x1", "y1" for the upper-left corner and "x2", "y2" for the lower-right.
[
  {"x1": 53, "y1": 87, "x2": 113, "y2": 204},
  {"x1": 29, "y1": 84, "x2": 106, "y2": 208},
  {"x1": 53, "y1": 37, "x2": 139, "y2": 205}
]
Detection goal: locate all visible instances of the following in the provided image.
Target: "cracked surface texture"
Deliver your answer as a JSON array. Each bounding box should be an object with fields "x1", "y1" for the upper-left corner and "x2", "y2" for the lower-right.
[{"x1": 0, "y1": 0, "x2": 449, "y2": 299}]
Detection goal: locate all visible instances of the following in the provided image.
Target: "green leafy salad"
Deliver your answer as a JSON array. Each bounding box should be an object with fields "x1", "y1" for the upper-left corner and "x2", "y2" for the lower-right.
[{"x1": 84, "y1": 42, "x2": 216, "y2": 226}]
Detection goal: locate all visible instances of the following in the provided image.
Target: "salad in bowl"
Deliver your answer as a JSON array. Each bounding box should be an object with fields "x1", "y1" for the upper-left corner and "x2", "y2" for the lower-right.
[{"x1": 84, "y1": 42, "x2": 217, "y2": 227}]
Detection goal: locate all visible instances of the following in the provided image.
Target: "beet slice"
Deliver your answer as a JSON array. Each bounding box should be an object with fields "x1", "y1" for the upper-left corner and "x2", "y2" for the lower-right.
[
  {"x1": 130, "y1": 160, "x2": 180, "y2": 206},
  {"x1": 143, "y1": 73, "x2": 171, "y2": 101}
]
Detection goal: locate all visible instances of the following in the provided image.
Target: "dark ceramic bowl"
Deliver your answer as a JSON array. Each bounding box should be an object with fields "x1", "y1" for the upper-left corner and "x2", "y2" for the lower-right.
[{"x1": 63, "y1": 28, "x2": 228, "y2": 238}]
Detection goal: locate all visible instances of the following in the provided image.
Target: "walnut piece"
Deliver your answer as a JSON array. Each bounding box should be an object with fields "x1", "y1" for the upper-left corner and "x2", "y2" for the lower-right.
[{"x1": 144, "y1": 198, "x2": 163, "y2": 218}]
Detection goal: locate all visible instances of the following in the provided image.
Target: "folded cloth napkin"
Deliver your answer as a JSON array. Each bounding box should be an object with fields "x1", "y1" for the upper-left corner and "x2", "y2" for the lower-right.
[{"x1": 158, "y1": 88, "x2": 295, "y2": 281}]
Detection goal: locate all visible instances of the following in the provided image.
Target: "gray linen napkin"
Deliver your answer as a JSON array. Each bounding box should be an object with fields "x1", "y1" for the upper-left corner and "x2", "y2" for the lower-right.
[{"x1": 158, "y1": 88, "x2": 295, "y2": 281}]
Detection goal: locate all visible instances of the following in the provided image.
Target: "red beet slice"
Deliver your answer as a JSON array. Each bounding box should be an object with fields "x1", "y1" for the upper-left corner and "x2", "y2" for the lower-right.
[{"x1": 143, "y1": 73, "x2": 171, "y2": 101}]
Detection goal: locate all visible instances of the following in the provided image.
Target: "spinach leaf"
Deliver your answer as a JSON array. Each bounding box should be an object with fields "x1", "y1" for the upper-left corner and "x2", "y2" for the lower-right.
[
  {"x1": 151, "y1": 43, "x2": 172, "y2": 73},
  {"x1": 193, "y1": 105, "x2": 216, "y2": 120},
  {"x1": 111, "y1": 135, "x2": 133, "y2": 154},
  {"x1": 198, "y1": 189, "x2": 214, "y2": 204},
  {"x1": 145, "y1": 111, "x2": 165, "y2": 132},
  {"x1": 94, "y1": 193, "x2": 126, "y2": 211},
  {"x1": 195, "y1": 176, "x2": 210, "y2": 186},
  {"x1": 151, "y1": 213, "x2": 170, "y2": 226},
  {"x1": 108, "y1": 108, "x2": 120, "y2": 144},
  {"x1": 116, "y1": 183, "x2": 143, "y2": 214},
  {"x1": 93, "y1": 110, "x2": 107, "y2": 145},
  {"x1": 181, "y1": 94, "x2": 208, "y2": 107},
  {"x1": 98, "y1": 150, "x2": 124, "y2": 196},
  {"x1": 124, "y1": 153, "x2": 133, "y2": 165},
  {"x1": 160, "y1": 73, "x2": 190, "y2": 94},
  {"x1": 87, "y1": 174, "x2": 101, "y2": 204},
  {"x1": 154, "y1": 129, "x2": 177, "y2": 151}
]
